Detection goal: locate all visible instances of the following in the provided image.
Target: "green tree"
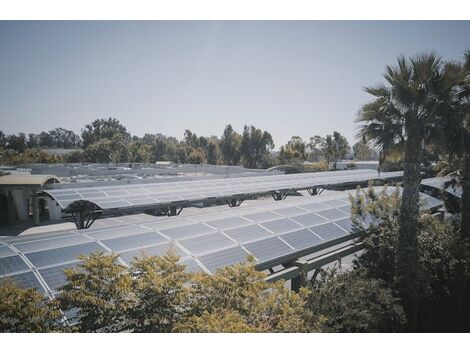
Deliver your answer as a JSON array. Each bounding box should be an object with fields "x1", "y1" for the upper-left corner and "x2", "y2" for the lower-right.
[
  {"x1": 182, "y1": 258, "x2": 311, "y2": 332},
  {"x1": 351, "y1": 186, "x2": 470, "y2": 331},
  {"x1": 57, "y1": 253, "x2": 135, "y2": 333},
  {"x1": 81, "y1": 118, "x2": 130, "y2": 148},
  {"x1": 240, "y1": 125, "x2": 274, "y2": 169},
  {"x1": 220, "y1": 124, "x2": 242, "y2": 165},
  {"x1": 128, "y1": 253, "x2": 191, "y2": 332},
  {"x1": 322, "y1": 131, "x2": 350, "y2": 164},
  {"x1": 357, "y1": 53, "x2": 461, "y2": 329},
  {"x1": 206, "y1": 137, "x2": 221, "y2": 165},
  {"x1": 0, "y1": 280, "x2": 62, "y2": 332},
  {"x1": 304, "y1": 268, "x2": 406, "y2": 332},
  {"x1": 353, "y1": 139, "x2": 377, "y2": 160}
]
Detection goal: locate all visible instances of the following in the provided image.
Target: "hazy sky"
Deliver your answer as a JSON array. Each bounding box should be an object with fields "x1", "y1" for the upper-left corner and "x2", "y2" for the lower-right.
[{"x1": 1, "y1": 21, "x2": 469, "y2": 148}]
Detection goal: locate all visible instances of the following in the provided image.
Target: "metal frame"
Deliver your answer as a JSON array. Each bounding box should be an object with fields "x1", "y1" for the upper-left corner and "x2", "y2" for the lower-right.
[
  {"x1": 67, "y1": 200, "x2": 103, "y2": 230},
  {"x1": 225, "y1": 197, "x2": 245, "y2": 207}
]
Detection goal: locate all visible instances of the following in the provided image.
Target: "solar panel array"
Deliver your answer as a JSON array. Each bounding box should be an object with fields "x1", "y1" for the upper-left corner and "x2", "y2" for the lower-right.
[
  {"x1": 44, "y1": 169, "x2": 403, "y2": 211},
  {"x1": 421, "y1": 177, "x2": 462, "y2": 198},
  {"x1": 0, "y1": 187, "x2": 440, "y2": 297}
]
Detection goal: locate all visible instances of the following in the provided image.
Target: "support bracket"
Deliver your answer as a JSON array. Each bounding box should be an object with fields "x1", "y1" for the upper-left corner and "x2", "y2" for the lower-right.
[
  {"x1": 225, "y1": 197, "x2": 244, "y2": 208},
  {"x1": 68, "y1": 201, "x2": 102, "y2": 230},
  {"x1": 161, "y1": 205, "x2": 184, "y2": 217},
  {"x1": 271, "y1": 190, "x2": 292, "y2": 201}
]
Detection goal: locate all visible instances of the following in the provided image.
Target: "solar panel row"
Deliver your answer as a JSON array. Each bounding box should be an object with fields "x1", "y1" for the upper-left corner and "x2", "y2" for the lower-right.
[
  {"x1": 0, "y1": 186, "x2": 441, "y2": 298},
  {"x1": 44, "y1": 169, "x2": 403, "y2": 211}
]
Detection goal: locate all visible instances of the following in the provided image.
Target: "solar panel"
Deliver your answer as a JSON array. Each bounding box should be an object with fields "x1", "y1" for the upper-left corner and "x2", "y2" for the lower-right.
[
  {"x1": 272, "y1": 206, "x2": 308, "y2": 217},
  {"x1": 280, "y1": 229, "x2": 323, "y2": 250},
  {"x1": 0, "y1": 271, "x2": 45, "y2": 293},
  {"x1": 310, "y1": 223, "x2": 348, "y2": 241},
  {"x1": 39, "y1": 263, "x2": 78, "y2": 292},
  {"x1": 316, "y1": 208, "x2": 349, "y2": 221},
  {"x1": 0, "y1": 255, "x2": 29, "y2": 275},
  {"x1": 25, "y1": 242, "x2": 107, "y2": 268},
  {"x1": 159, "y1": 223, "x2": 216, "y2": 240},
  {"x1": 260, "y1": 218, "x2": 302, "y2": 234},
  {"x1": 1, "y1": 186, "x2": 442, "y2": 296},
  {"x1": 178, "y1": 232, "x2": 236, "y2": 256},
  {"x1": 180, "y1": 258, "x2": 205, "y2": 273},
  {"x1": 290, "y1": 213, "x2": 329, "y2": 227},
  {"x1": 13, "y1": 235, "x2": 93, "y2": 253},
  {"x1": 242, "y1": 211, "x2": 282, "y2": 223},
  {"x1": 84, "y1": 225, "x2": 154, "y2": 241},
  {"x1": 197, "y1": 246, "x2": 249, "y2": 274},
  {"x1": 205, "y1": 217, "x2": 253, "y2": 230},
  {"x1": 243, "y1": 237, "x2": 294, "y2": 262},
  {"x1": 0, "y1": 245, "x2": 16, "y2": 258},
  {"x1": 334, "y1": 218, "x2": 354, "y2": 232},
  {"x1": 102, "y1": 232, "x2": 168, "y2": 252},
  {"x1": 118, "y1": 242, "x2": 186, "y2": 265},
  {"x1": 44, "y1": 169, "x2": 403, "y2": 213},
  {"x1": 224, "y1": 224, "x2": 274, "y2": 244},
  {"x1": 297, "y1": 202, "x2": 331, "y2": 212}
]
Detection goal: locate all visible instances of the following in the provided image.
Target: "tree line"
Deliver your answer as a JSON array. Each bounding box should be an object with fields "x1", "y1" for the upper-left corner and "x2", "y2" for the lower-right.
[{"x1": 0, "y1": 120, "x2": 375, "y2": 168}]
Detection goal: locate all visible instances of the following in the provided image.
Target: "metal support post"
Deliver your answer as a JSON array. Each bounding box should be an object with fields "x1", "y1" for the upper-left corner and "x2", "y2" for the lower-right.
[{"x1": 290, "y1": 259, "x2": 309, "y2": 292}]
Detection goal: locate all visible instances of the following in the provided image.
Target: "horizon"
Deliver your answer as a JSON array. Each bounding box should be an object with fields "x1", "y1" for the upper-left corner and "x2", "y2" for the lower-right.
[{"x1": 1, "y1": 21, "x2": 469, "y2": 147}]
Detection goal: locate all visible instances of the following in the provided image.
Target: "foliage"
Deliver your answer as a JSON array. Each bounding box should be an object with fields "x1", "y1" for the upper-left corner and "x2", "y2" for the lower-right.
[
  {"x1": 57, "y1": 253, "x2": 135, "y2": 332},
  {"x1": 352, "y1": 139, "x2": 377, "y2": 160},
  {"x1": 304, "y1": 268, "x2": 406, "y2": 332},
  {"x1": 0, "y1": 148, "x2": 61, "y2": 164},
  {"x1": 220, "y1": 124, "x2": 242, "y2": 165},
  {"x1": 182, "y1": 258, "x2": 312, "y2": 333},
  {"x1": 357, "y1": 53, "x2": 463, "y2": 329},
  {"x1": 351, "y1": 186, "x2": 470, "y2": 331},
  {"x1": 45, "y1": 253, "x2": 310, "y2": 333},
  {"x1": 127, "y1": 253, "x2": 191, "y2": 332},
  {"x1": 278, "y1": 136, "x2": 307, "y2": 164},
  {"x1": 322, "y1": 131, "x2": 350, "y2": 163},
  {"x1": 240, "y1": 125, "x2": 275, "y2": 168},
  {"x1": 302, "y1": 160, "x2": 329, "y2": 172},
  {"x1": 81, "y1": 118, "x2": 130, "y2": 148},
  {"x1": 0, "y1": 280, "x2": 62, "y2": 332}
]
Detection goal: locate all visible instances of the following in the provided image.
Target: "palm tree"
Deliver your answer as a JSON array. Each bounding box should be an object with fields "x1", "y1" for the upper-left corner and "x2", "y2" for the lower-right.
[
  {"x1": 357, "y1": 53, "x2": 461, "y2": 330},
  {"x1": 461, "y1": 52, "x2": 470, "y2": 241},
  {"x1": 442, "y1": 51, "x2": 470, "y2": 240}
]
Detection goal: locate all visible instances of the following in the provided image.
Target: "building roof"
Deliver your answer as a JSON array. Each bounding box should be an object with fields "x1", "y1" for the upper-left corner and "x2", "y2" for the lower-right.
[{"x1": 0, "y1": 174, "x2": 60, "y2": 187}]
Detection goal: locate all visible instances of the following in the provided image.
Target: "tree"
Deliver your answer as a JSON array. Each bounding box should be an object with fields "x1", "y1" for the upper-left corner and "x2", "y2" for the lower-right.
[
  {"x1": 0, "y1": 280, "x2": 62, "y2": 332},
  {"x1": 441, "y1": 50, "x2": 470, "y2": 240},
  {"x1": 206, "y1": 137, "x2": 221, "y2": 165},
  {"x1": 240, "y1": 125, "x2": 274, "y2": 169},
  {"x1": 304, "y1": 268, "x2": 406, "y2": 332},
  {"x1": 128, "y1": 253, "x2": 191, "y2": 332},
  {"x1": 220, "y1": 124, "x2": 242, "y2": 165},
  {"x1": 279, "y1": 136, "x2": 307, "y2": 164},
  {"x1": 351, "y1": 186, "x2": 470, "y2": 331},
  {"x1": 357, "y1": 53, "x2": 461, "y2": 329},
  {"x1": 307, "y1": 135, "x2": 325, "y2": 161},
  {"x1": 57, "y1": 253, "x2": 135, "y2": 332},
  {"x1": 322, "y1": 131, "x2": 350, "y2": 164},
  {"x1": 181, "y1": 258, "x2": 311, "y2": 333},
  {"x1": 81, "y1": 118, "x2": 130, "y2": 148},
  {"x1": 353, "y1": 139, "x2": 377, "y2": 160}
]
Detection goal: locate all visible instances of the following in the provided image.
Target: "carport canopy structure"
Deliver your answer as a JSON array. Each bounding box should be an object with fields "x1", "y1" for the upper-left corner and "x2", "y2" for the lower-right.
[
  {"x1": 1, "y1": 186, "x2": 441, "y2": 304},
  {"x1": 42, "y1": 169, "x2": 403, "y2": 229}
]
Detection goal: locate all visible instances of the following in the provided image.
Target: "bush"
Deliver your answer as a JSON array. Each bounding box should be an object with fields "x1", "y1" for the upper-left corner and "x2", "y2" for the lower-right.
[{"x1": 304, "y1": 268, "x2": 406, "y2": 332}]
